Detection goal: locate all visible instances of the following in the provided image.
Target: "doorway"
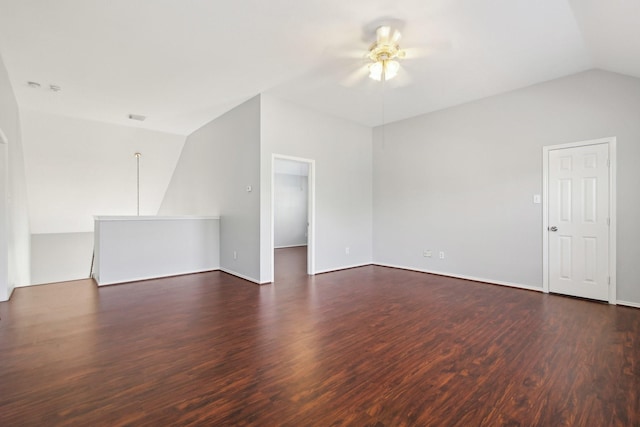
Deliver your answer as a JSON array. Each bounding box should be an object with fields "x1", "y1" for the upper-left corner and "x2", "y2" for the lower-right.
[
  {"x1": 272, "y1": 155, "x2": 315, "y2": 281},
  {"x1": 542, "y1": 137, "x2": 617, "y2": 303}
]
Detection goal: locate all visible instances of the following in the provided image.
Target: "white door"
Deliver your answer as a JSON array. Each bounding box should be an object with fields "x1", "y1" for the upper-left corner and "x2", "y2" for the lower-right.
[{"x1": 548, "y1": 143, "x2": 610, "y2": 301}]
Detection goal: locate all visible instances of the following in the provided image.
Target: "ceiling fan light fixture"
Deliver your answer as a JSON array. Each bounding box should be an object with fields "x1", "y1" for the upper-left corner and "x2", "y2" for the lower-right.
[
  {"x1": 384, "y1": 60, "x2": 400, "y2": 80},
  {"x1": 367, "y1": 26, "x2": 404, "y2": 82},
  {"x1": 368, "y1": 59, "x2": 400, "y2": 82},
  {"x1": 369, "y1": 61, "x2": 383, "y2": 81}
]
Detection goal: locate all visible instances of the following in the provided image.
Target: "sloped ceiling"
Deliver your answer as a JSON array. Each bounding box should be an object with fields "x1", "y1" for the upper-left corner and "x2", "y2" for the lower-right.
[{"x1": 0, "y1": 0, "x2": 638, "y2": 135}]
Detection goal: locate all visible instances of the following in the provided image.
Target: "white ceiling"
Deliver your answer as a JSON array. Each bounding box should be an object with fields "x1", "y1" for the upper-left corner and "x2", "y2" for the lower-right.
[{"x1": 0, "y1": 0, "x2": 638, "y2": 135}]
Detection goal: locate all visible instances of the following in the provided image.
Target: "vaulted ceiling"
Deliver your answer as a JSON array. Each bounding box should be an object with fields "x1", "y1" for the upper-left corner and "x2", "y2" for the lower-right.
[{"x1": 0, "y1": 0, "x2": 639, "y2": 135}]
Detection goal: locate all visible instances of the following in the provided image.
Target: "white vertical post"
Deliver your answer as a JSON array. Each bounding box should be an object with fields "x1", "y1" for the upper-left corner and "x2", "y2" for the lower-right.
[{"x1": 134, "y1": 152, "x2": 141, "y2": 216}]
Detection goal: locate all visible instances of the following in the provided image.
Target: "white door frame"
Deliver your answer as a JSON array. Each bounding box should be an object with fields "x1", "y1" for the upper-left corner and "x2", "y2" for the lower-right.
[
  {"x1": 271, "y1": 154, "x2": 315, "y2": 281},
  {"x1": 542, "y1": 136, "x2": 617, "y2": 304},
  {"x1": 0, "y1": 127, "x2": 9, "y2": 301}
]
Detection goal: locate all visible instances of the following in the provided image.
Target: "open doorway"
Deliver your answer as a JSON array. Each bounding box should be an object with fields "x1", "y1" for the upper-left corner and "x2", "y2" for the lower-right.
[{"x1": 272, "y1": 155, "x2": 314, "y2": 281}]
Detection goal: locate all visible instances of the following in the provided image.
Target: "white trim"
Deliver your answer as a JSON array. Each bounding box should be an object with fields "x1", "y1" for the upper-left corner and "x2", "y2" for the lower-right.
[
  {"x1": 0, "y1": 129, "x2": 6, "y2": 302},
  {"x1": 97, "y1": 268, "x2": 220, "y2": 286},
  {"x1": 375, "y1": 263, "x2": 544, "y2": 293},
  {"x1": 219, "y1": 268, "x2": 264, "y2": 284},
  {"x1": 609, "y1": 139, "x2": 617, "y2": 303},
  {"x1": 617, "y1": 300, "x2": 640, "y2": 309},
  {"x1": 542, "y1": 137, "x2": 617, "y2": 303},
  {"x1": 94, "y1": 215, "x2": 219, "y2": 221},
  {"x1": 542, "y1": 145, "x2": 550, "y2": 294},
  {"x1": 314, "y1": 263, "x2": 372, "y2": 275},
  {"x1": 0, "y1": 285, "x2": 14, "y2": 302},
  {"x1": 275, "y1": 244, "x2": 308, "y2": 249},
  {"x1": 271, "y1": 154, "x2": 315, "y2": 282}
]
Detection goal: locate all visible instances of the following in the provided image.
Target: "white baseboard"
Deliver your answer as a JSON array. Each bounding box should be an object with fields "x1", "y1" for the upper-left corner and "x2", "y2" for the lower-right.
[
  {"x1": 616, "y1": 300, "x2": 640, "y2": 309},
  {"x1": 314, "y1": 263, "x2": 372, "y2": 275},
  {"x1": 97, "y1": 268, "x2": 220, "y2": 286},
  {"x1": 373, "y1": 263, "x2": 543, "y2": 293},
  {"x1": 0, "y1": 286, "x2": 13, "y2": 302},
  {"x1": 219, "y1": 268, "x2": 266, "y2": 285},
  {"x1": 275, "y1": 244, "x2": 308, "y2": 249}
]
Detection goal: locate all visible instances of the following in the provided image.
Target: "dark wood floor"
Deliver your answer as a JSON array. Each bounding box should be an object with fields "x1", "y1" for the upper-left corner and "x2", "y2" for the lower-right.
[{"x1": 1, "y1": 247, "x2": 638, "y2": 426}]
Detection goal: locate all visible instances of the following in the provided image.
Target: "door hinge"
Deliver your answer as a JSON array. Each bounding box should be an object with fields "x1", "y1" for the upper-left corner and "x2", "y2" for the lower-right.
[
  {"x1": 607, "y1": 158, "x2": 610, "y2": 167},
  {"x1": 608, "y1": 276, "x2": 611, "y2": 285},
  {"x1": 606, "y1": 217, "x2": 610, "y2": 226}
]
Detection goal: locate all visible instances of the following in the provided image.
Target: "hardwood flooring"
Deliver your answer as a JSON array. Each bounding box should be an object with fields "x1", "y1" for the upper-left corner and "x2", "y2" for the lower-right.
[{"x1": 0, "y1": 247, "x2": 638, "y2": 426}]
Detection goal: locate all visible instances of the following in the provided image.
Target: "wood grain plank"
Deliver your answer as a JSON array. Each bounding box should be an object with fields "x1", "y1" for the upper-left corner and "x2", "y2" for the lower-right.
[{"x1": 0, "y1": 247, "x2": 638, "y2": 426}]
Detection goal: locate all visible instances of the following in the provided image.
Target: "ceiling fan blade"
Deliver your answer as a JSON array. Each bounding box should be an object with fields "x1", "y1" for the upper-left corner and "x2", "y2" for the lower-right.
[
  {"x1": 387, "y1": 69, "x2": 413, "y2": 88},
  {"x1": 340, "y1": 64, "x2": 370, "y2": 87},
  {"x1": 406, "y1": 37, "x2": 453, "y2": 55},
  {"x1": 401, "y1": 47, "x2": 430, "y2": 59},
  {"x1": 391, "y1": 29, "x2": 402, "y2": 44},
  {"x1": 334, "y1": 48, "x2": 368, "y2": 60},
  {"x1": 376, "y1": 26, "x2": 390, "y2": 44}
]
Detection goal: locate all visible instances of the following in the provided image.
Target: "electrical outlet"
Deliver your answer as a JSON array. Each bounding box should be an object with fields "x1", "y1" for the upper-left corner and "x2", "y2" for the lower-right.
[
  {"x1": 345, "y1": 247, "x2": 350, "y2": 255},
  {"x1": 423, "y1": 250, "x2": 432, "y2": 257},
  {"x1": 439, "y1": 251, "x2": 445, "y2": 259},
  {"x1": 233, "y1": 251, "x2": 237, "y2": 260}
]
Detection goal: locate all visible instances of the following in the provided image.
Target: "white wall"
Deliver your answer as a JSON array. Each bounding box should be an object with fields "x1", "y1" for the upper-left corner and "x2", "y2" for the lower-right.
[
  {"x1": 21, "y1": 110, "x2": 186, "y2": 233},
  {"x1": 31, "y1": 232, "x2": 93, "y2": 285},
  {"x1": 19, "y1": 110, "x2": 185, "y2": 286},
  {"x1": 274, "y1": 173, "x2": 308, "y2": 248},
  {"x1": 0, "y1": 53, "x2": 30, "y2": 301},
  {"x1": 94, "y1": 216, "x2": 220, "y2": 285},
  {"x1": 160, "y1": 96, "x2": 261, "y2": 282},
  {"x1": 373, "y1": 69, "x2": 640, "y2": 304},
  {"x1": 260, "y1": 95, "x2": 373, "y2": 282}
]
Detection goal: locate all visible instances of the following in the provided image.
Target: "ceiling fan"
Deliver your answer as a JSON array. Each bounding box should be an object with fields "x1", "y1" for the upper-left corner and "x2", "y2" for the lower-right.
[
  {"x1": 338, "y1": 21, "x2": 423, "y2": 88},
  {"x1": 334, "y1": 19, "x2": 449, "y2": 88},
  {"x1": 366, "y1": 25, "x2": 406, "y2": 82}
]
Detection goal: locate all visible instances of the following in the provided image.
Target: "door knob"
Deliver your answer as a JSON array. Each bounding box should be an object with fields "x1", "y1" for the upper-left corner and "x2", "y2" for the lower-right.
[{"x1": 548, "y1": 226, "x2": 558, "y2": 232}]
